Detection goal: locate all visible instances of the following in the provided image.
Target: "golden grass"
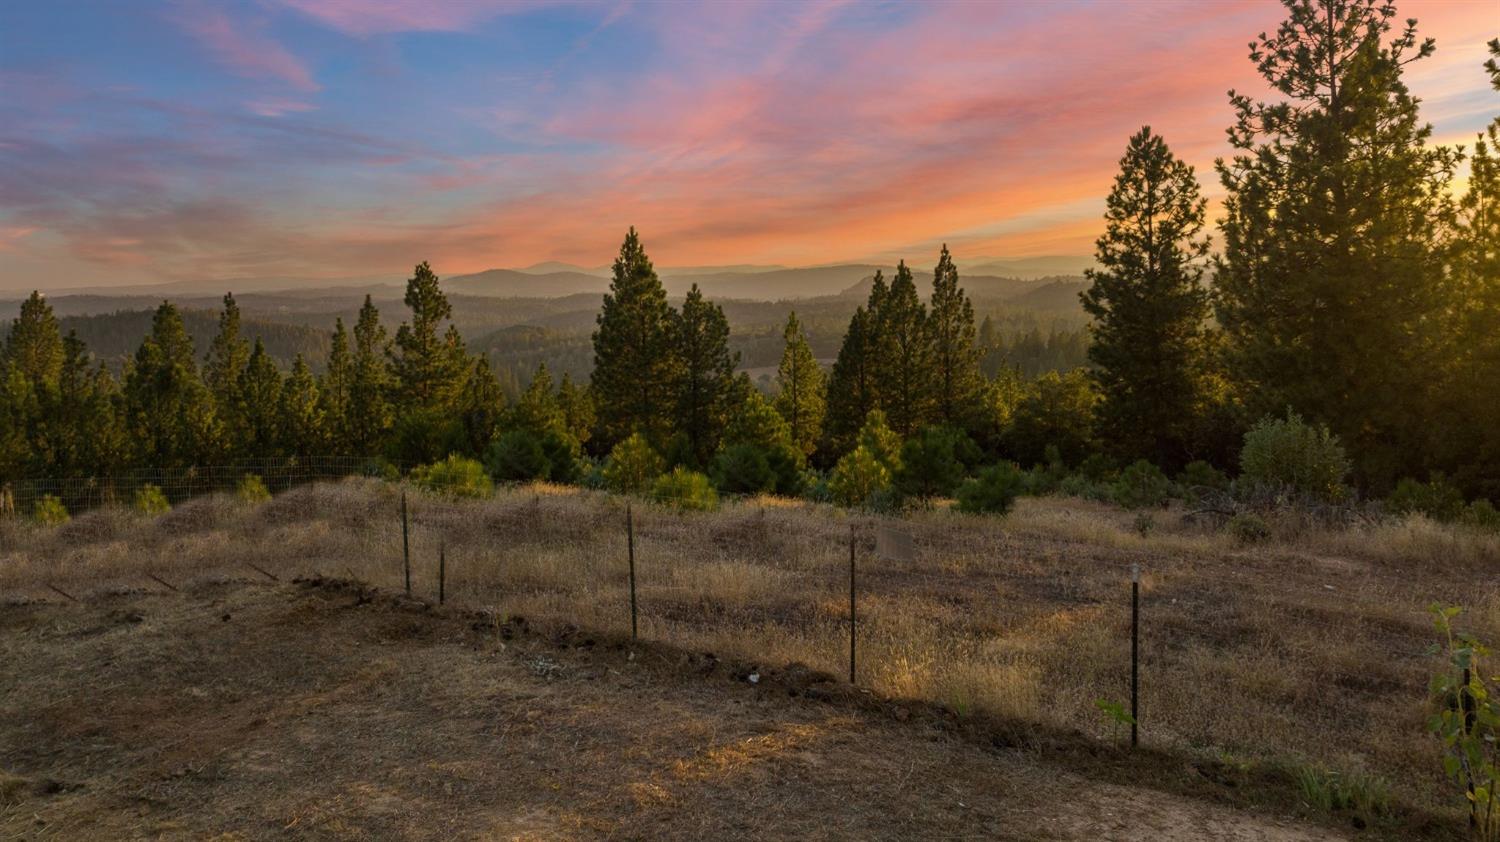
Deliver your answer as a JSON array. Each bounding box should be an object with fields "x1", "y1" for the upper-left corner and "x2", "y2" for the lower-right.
[{"x1": 3, "y1": 477, "x2": 1497, "y2": 820}]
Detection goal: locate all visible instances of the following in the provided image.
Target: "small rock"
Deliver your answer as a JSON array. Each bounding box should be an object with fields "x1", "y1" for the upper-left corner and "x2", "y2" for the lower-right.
[{"x1": 748, "y1": 672, "x2": 760, "y2": 684}]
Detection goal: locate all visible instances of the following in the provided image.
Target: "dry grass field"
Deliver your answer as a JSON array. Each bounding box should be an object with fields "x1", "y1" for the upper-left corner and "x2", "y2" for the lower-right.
[{"x1": 3, "y1": 479, "x2": 1498, "y2": 839}]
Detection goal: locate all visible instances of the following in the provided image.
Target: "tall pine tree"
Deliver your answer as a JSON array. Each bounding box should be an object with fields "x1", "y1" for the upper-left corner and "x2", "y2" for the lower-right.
[
  {"x1": 1215, "y1": 0, "x2": 1458, "y2": 488},
  {"x1": 1081, "y1": 127, "x2": 1212, "y2": 470},
  {"x1": 872, "y1": 261, "x2": 932, "y2": 437},
  {"x1": 773, "y1": 310, "x2": 825, "y2": 459},
  {"x1": 238, "y1": 338, "x2": 283, "y2": 456},
  {"x1": 927, "y1": 246, "x2": 983, "y2": 432},
  {"x1": 591, "y1": 228, "x2": 679, "y2": 448},
  {"x1": 204, "y1": 293, "x2": 249, "y2": 435},
  {"x1": 122, "y1": 302, "x2": 221, "y2": 469},
  {"x1": 319, "y1": 318, "x2": 354, "y2": 453},
  {"x1": 822, "y1": 272, "x2": 886, "y2": 458},
  {"x1": 670, "y1": 284, "x2": 739, "y2": 467},
  {"x1": 349, "y1": 295, "x2": 394, "y2": 455},
  {"x1": 278, "y1": 354, "x2": 324, "y2": 460},
  {"x1": 390, "y1": 262, "x2": 468, "y2": 414}
]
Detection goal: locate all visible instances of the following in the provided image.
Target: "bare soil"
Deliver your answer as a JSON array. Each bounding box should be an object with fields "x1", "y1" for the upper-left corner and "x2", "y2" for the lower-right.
[{"x1": 1, "y1": 577, "x2": 1362, "y2": 841}]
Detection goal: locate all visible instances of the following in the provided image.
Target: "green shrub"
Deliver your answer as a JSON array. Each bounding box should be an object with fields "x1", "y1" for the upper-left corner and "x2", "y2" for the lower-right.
[
  {"x1": 711, "y1": 443, "x2": 777, "y2": 495},
  {"x1": 603, "y1": 433, "x2": 665, "y2": 494},
  {"x1": 1058, "y1": 473, "x2": 1114, "y2": 502},
  {"x1": 1227, "y1": 512, "x2": 1271, "y2": 544},
  {"x1": 132, "y1": 484, "x2": 171, "y2": 516},
  {"x1": 1077, "y1": 453, "x2": 1120, "y2": 482},
  {"x1": 358, "y1": 457, "x2": 401, "y2": 481},
  {"x1": 651, "y1": 467, "x2": 718, "y2": 511},
  {"x1": 1024, "y1": 445, "x2": 1069, "y2": 495},
  {"x1": 1387, "y1": 474, "x2": 1465, "y2": 522},
  {"x1": 955, "y1": 463, "x2": 1028, "y2": 516},
  {"x1": 1111, "y1": 460, "x2": 1174, "y2": 509},
  {"x1": 411, "y1": 455, "x2": 493, "y2": 499},
  {"x1": 1462, "y1": 499, "x2": 1500, "y2": 533},
  {"x1": 485, "y1": 429, "x2": 550, "y2": 482},
  {"x1": 538, "y1": 430, "x2": 584, "y2": 484},
  {"x1": 856, "y1": 410, "x2": 903, "y2": 473},
  {"x1": 236, "y1": 474, "x2": 272, "y2": 504},
  {"x1": 895, "y1": 427, "x2": 973, "y2": 501},
  {"x1": 32, "y1": 495, "x2": 69, "y2": 526},
  {"x1": 829, "y1": 445, "x2": 892, "y2": 508},
  {"x1": 1238, "y1": 411, "x2": 1350, "y2": 503},
  {"x1": 1177, "y1": 460, "x2": 1229, "y2": 493}
]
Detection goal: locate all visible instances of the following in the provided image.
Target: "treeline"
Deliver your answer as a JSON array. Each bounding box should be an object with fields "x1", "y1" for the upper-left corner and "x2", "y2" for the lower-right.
[
  {"x1": 56, "y1": 309, "x2": 333, "y2": 371},
  {"x1": 1, "y1": 1, "x2": 1496, "y2": 511}
]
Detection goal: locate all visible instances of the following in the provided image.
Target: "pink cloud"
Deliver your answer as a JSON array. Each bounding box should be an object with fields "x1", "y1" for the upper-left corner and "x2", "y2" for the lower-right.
[
  {"x1": 274, "y1": 0, "x2": 554, "y2": 36},
  {"x1": 172, "y1": 2, "x2": 320, "y2": 92}
]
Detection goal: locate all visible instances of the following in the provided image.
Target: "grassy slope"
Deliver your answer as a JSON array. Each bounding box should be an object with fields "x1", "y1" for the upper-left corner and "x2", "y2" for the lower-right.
[{"x1": 3, "y1": 480, "x2": 1497, "y2": 838}]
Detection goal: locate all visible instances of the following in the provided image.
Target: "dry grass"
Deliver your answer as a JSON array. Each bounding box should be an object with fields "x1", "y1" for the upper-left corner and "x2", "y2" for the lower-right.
[{"x1": 3, "y1": 477, "x2": 1497, "y2": 827}]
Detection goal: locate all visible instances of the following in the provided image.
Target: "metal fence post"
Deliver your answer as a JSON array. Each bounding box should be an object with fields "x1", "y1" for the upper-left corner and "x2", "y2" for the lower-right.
[
  {"x1": 401, "y1": 490, "x2": 411, "y2": 597},
  {"x1": 438, "y1": 539, "x2": 446, "y2": 605},
  {"x1": 627, "y1": 502, "x2": 637, "y2": 641},
  {"x1": 849, "y1": 525, "x2": 857, "y2": 685},
  {"x1": 1131, "y1": 562, "x2": 1140, "y2": 748}
]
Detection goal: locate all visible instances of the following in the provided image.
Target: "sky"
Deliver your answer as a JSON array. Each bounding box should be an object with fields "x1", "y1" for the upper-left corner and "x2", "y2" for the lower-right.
[{"x1": 1, "y1": 0, "x2": 1496, "y2": 290}]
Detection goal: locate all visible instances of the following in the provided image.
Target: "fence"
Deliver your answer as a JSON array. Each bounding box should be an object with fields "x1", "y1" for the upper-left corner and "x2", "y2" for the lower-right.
[{"x1": 0, "y1": 470, "x2": 1460, "y2": 826}]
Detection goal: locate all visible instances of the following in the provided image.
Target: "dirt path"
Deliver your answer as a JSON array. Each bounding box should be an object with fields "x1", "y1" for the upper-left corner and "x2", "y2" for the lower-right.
[{"x1": 1, "y1": 580, "x2": 1344, "y2": 841}]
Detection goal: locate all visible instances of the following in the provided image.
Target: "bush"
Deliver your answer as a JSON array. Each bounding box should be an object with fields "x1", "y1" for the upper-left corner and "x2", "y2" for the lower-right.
[
  {"x1": 1227, "y1": 512, "x2": 1271, "y2": 544},
  {"x1": 1387, "y1": 474, "x2": 1465, "y2": 522},
  {"x1": 829, "y1": 445, "x2": 892, "y2": 508},
  {"x1": 651, "y1": 467, "x2": 718, "y2": 511},
  {"x1": 856, "y1": 410, "x2": 903, "y2": 473},
  {"x1": 538, "y1": 430, "x2": 584, "y2": 484},
  {"x1": 236, "y1": 473, "x2": 272, "y2": 504},
  {"x1": 955, "y1": 463, "x2": 1028, "y2": 516},
  {"x1": 485, "y1": 429, "x2": 550, "y2": 482},
  {"x1": 1462, "y1": 499, "x2": 1500, "y2": 533},
  {"x1": 1177, "y1": 460, "x2": 1229, "y2": 493},
  {"x1": 411, "y1": 455, "x2": 493, "y2": 498},
  {"x1": 1238, "y1": 411, "x2": 1350, "y2": 503},
  {"x1": 711, "y1": 443, "x2": 777, "y2": 495},
  {"x1": 603, "y1": 433, "x2": 665, "y2": 494},
  {"x1": 1058, "y1": 473, "x2": 1114, "y2": 502},
  {"x1": 1111, "y1": 460, "x2": 1173, "y2": 509},
  {"x1": 895, "y1": 427, "x2": 973, "y2": 501},
  {"x1": 1024, "y1": 445, "x2": 1069, "y2": 495},
  {"x1": 132, "y1": 484, "x2": 171, "y2": 516},
  {"x1": 32, "y1": 495, "x2": 69, "y2": 526}
]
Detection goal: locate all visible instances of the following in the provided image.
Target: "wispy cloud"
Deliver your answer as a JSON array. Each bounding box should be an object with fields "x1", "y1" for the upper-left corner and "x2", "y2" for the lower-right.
[{"x1": 171, "y1": 1, "x2": 320, "y2": 91}]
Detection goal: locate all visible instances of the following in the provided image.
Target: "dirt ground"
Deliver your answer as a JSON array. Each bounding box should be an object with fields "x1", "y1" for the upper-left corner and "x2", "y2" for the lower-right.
[{"x1": 0, "y1": 577, "x2": 1356, "y2": 841}]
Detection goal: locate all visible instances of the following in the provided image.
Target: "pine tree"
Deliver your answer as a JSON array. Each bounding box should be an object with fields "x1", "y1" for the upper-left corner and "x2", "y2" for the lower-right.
[
  {"x1": 122, "y1": 302, "x2": 221, "y2": 468},
  {"x1": 1, "y1": 292, "x2": 64, "y2": 475},
  {"x1": 822, "y1": 273, "x2": 884, "y2": 459},
  {"x1": 773, "y1": 311, "x2": 825, "y2": 459},
  {"x1": 1215, "y1": 0, "x2": 1459, "y2": 488},
  {"x1": 204, "y1": 293, "x2": 249, "y2": 444},
  {"x1": 1440, "y1": 39, "x2": 1500, "y2": 497},
  {"x1": 319, "y1": 319, "x2": 353, "y2": 453},
  {"x1": 872, "y1": 261, "x2": 932, "y2": 437},
  {"x1": 457, "y1": 355, "x2": 504, "y2": 455},
  {"x1": 511, "y1": 362, "x2": 566, "y2": 437},
  {"x1": 278, "y1": 354, "x2": 324, "y2": 460},
  {"x1": 927, "y1": 246, "x2": 983, "y2": 431},
  {"x1": 591, "y1": 227, "x2": 679, "y2": 448},
  {"x1": 238, "y1": 338, "x2": 283, "y2": 455},
  {"x1": 349, "y1": 295, "x2": 394, "y2": 455},
  {"x1": 557, "y1": 372, "x2": 595, "y2": 451},
  {"x1": 1081, "y1": 127, "x2": 1212, "y2": 470},
  {"x1": 390, "y1": 261, "x2": 467, "y2": 414},
  {"x1": 4, "y1": 291, "x2": 64, "y2": 387},
  {"x1": 49, "y1": 333, "x2": 125, "y2": 477},
  {"x1": 671, "y1": 284, "x2": 739, "y2": 467}
]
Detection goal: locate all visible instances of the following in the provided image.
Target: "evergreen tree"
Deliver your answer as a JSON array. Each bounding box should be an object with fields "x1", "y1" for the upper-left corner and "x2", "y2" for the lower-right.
[
  {"x1": 557, "y1": 372, "x2": 595, "y2": 450},
  {"x1": 0, "y1": 292, "x2": 63, "y2": 475},
  {"x1": 390, "y1": 261, "x2": 467, "y2": 414},
  {"x1": 773, "y1": 311, "x2": 825, "y2": 459},
  {"x1": 927, "y1": 246, "x2": 983, "y2": 431},
  {"x1": 872, "y1": 261, "x2": 932, "y2": 437},
  {"x1": 457, "y1": 355, "x2": 504, "y2": 456},
  {"x1": 349, "y1": 295, "x2": 394, "y2": 455},
  {"x1": 1440, "y1": 39, "x2": 1500, "y2": 497},
  {"x1": 1082, "y1": 127, "x2": 1212, "y2": 470},
  {"x1": 204, "y1": 293, "x2": 249, "y2": 445},
  {"x1": 122, "y1": 302, "x2": 221, "y2": 468},
  {"x1": 49, "y1": 333, "x2": 125, "y2": 478},
  {"x1": 670, "y1": 284, "x2": 739, "y2": 467},
  {"x1": 591, "y1": 227, "x2": 679, "y2": 448},
  {"x1": 821, "y1": 272, "x2": 886, "y2": 458},
  {"x1": 278, "y1": 354, "x2": 324, "y2": 460},
  {"x1": 511, "y1": 362, "x2": 566, "y2": 437},
  {"x1": 4, "y1": 291, "x2": 64, "y2": 387},
  {"x1": 319, "y1": 318, "x2": 353, "y2": 452},
  {"x1": 1214, "y1": 0, "x2": 1459, "y2": 488},
  {"x1": 238, "y1": 338, "x2": 283, "y2": 455}
]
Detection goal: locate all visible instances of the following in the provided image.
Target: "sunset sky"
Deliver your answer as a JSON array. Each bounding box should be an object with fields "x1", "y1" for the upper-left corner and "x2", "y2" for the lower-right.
[{"x1": 1, "y1": 0, "x2": 1496, "y2": 289}]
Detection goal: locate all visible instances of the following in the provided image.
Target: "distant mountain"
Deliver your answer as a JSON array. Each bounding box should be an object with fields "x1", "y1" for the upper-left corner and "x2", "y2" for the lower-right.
[
  {"x1": 664, "y1": 265, "x2": 887, "y2": 300},
  {"x1": 445, "y1": 269, "x2": 612, "y2": 297},
  {"x1": 1006, "y1": 277, "x2": 1090, "y2": 312},
  {"x1": 43, "y1": 275, "x2": 394, "y2": 297},
  {"x1": 965, "y1": 256, "x2": 1095, "y2": 279},
  {"x1": 515, "y1": 262, "x2": 610, "y2": 276}
]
